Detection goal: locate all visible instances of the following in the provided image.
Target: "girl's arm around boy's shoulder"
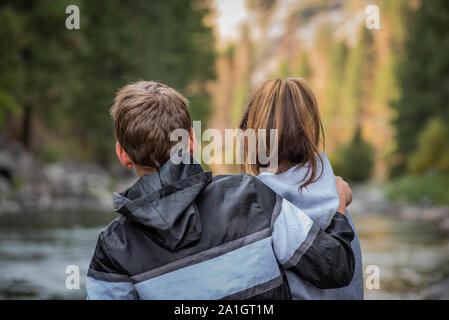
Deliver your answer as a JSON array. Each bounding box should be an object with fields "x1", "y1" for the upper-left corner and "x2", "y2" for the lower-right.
[
  {"x1": 271, "y1": 198, "x2": 355, "y2": 289},
  {"x1": 252, "y1": 176, "x2": 355, "y2": 289}
]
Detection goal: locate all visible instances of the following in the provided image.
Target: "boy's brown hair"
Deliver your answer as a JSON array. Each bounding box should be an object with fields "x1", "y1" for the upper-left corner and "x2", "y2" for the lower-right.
[{"x1": 110, "y1": 81, "x2": 192, "y2": 168}]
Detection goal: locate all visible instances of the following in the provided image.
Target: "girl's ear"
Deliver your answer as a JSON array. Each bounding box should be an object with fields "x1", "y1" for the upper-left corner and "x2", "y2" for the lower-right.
[
  {"x1": 189, "y1": 128, "x2": 196, "y2": 155},
  {"x1": 116, "y1": 142, "x2": 133, "y2": 169}
]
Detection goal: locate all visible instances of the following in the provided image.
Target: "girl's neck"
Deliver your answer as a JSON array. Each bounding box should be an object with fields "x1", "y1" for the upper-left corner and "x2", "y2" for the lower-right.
[{"x1": 276, "y1": 161, "x2": 296, "y2": 174}]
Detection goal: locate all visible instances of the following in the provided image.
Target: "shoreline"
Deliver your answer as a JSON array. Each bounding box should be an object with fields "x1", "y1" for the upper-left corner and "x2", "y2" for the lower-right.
[
  {"x1": 0, "y1": 144, "x2": 136, "y2": 216},
  {"x1": 2, "y1": 144, "x2": 449, "y2": 233},
  {"x1": 350, "y1": 184, "x2": 449, "y2": 234}
]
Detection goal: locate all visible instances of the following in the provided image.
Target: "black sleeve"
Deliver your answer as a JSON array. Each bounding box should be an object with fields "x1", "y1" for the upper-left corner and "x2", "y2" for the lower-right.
[
  {"x1": 289, "y1": 212, "x2": 355, "y2": 289},
  {"x1": 87, "y1": 233, "x2": 132, "y2": 281},
  {"x1": 86, "y1": 233, "x2": 139, "y2": 300},
  {"x1": 89, "y1": 233, "x2": 122, "y2": 274}
]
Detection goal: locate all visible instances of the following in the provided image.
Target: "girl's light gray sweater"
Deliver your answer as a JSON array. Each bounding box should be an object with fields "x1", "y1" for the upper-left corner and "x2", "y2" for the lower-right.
[{"x1": 257, "y1": 153, "x2": 364, "y2": 300}]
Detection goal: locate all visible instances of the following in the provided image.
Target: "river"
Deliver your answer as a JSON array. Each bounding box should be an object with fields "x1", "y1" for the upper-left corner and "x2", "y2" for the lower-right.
[{"x1": 0, "y1": 211, "x2": 448, "y2": 299}]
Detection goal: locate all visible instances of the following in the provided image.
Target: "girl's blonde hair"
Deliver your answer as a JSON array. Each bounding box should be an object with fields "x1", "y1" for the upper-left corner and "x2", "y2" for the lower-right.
[{"x1": 239, "y1": 78, "x2": 324, "y2": 188}]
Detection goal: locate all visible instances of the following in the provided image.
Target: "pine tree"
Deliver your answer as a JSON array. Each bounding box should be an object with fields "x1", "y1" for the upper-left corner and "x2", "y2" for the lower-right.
[
  {"x1": 393, "y1": 0, "x2": 449, "y2": 173},
  {"x1": 0, "y1": 0, "x2": 215, "y2": 163},
  {"x1": 0, "y1": 0, "x2": 77, "y2": 146}
]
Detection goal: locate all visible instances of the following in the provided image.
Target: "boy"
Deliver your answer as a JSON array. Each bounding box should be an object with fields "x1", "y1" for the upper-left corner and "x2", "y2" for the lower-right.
[{"x1": 86, "y1": 81, "x2": 355, "y2": 300}]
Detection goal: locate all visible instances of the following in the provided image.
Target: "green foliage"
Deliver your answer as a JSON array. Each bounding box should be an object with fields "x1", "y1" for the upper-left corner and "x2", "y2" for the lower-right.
[
  {"x1": 0, "y1": 0, "x2": 75, "y2": 142},
  {"x1": 295, "y1": 52, "x2": 312, "y2": 79},
  {"x1": 0, "y1": 0, "x2": 215, "y2": 164},
  {"x1": 408, "y1": 118, "x2": 449, "y2": 174},
  {"x1": 10, "y1": 177, "x2": 25, "y2": 191},
  {"x1": 72, "y1": 0, "x2": 216, "y2": 163},
  {"x1": 275, "y1": 51, "x2": 311, "y2": 80},
  {"x1": 247, "y1": 0, "x2": 277, "y2": 12},
  {"x1": 372, "y1": 56, "x2": 400, "y2": 111},
  {"x1": 189, "y1": 90, "x2": 213, "y2": 123},
  {"x1": 342, "y1": 26, "x2": 375, "y2": 122},
  {"x1": 276, "y1": 59, "x2": 291, "y2": 79},
  {"x1": 0, "y1": 89, "x2": 20, "y2": 128},
  {"x1": 328, "y1": 144, "x2": 345, "y2": 178},
  {"x1": 380, "y1": 0, "x2": 409, "y2": 49},
  {"x1": 330, "y1": 128, "x2": 375, "y2": 182},
  {"x1": 230, "y1": 76, "x2": 250, "y2": 127},
  {"x1": 0, "y1": 6, "x2": 24, "y2": 100},
  {"x1": 38, "y1": 136, "x2": 92, "y2": 164},
  {"x1": 387, "y1": 172, "x2": 449, "y2": 205},
  {"x1": 324, "y1": 41, "x2": 348, "y2": 119},
  {"x1": 393, "y1": 0, "x2": 449, "y2": 168}
]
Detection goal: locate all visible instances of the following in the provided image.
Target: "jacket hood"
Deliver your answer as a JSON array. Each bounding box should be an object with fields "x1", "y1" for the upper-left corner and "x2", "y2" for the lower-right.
[
  {"x1": 257, "y1": 153, "x2": 340, "y2": 229},
  {"x1": 113, "y1": 155, "x2": 212, "y2": 251}
]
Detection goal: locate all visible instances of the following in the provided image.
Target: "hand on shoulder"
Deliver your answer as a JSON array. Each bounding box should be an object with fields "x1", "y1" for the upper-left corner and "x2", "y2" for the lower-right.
[{"x1": 335, "y1": 176, "x2": 353, "y2": 215}]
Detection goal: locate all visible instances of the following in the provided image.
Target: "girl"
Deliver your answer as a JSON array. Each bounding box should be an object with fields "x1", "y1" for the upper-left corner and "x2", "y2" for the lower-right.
[{"x1": 239, "y1": 78, "x2": 363, "y2": 299}]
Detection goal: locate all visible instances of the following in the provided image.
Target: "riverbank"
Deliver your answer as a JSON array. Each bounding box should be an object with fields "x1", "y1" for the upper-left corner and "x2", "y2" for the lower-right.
[
  {"x1": 350, "y1": 184, "x2": 449, "y2": 300},
  {"x1": 350, "y1": 184, "x2": 449, "y2": 234},
  {"x1": 0, "y1": 141, "x2": 135, "y2": 215},
  {"x1": 2, "y1": 142, "x2": 449, "y2": 234}
]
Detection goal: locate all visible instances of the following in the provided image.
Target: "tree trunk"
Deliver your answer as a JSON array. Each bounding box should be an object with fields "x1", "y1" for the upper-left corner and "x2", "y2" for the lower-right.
[{"x1": 22, "y1": 104, "x2": 32, "y2": 148}]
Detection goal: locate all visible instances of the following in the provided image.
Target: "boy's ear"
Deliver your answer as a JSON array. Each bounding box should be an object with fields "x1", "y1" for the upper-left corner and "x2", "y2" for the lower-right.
[
  {"x1": 116, "y1": 142, "x2": 133, "y2": 169},
  {"x1": 189, "y1": 128, "x2": 196, "y2": 155}
]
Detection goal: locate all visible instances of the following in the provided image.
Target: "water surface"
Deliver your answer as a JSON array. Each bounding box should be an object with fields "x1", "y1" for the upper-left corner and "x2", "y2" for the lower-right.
[{"x1": 0, "y1": 211, "x2": 447, "y2": 299}]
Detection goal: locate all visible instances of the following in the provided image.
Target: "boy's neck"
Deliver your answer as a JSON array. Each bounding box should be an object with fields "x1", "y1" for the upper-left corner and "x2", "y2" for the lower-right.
[{"x1": 135, "y1": 165, "x2": 157, "y2": 177}]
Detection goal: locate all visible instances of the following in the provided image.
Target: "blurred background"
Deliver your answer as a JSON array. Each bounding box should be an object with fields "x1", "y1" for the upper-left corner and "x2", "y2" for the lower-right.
[{"x1": 0, "y1": 0, "x2": 448, "y2": 299}]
